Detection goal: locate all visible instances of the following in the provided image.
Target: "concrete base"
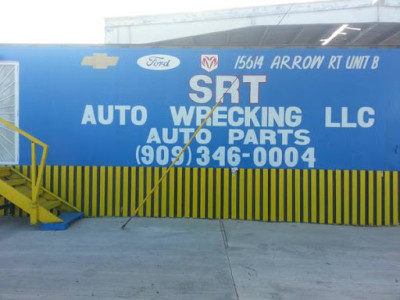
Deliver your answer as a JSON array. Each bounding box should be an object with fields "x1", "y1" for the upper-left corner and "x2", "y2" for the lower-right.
[{"x1": 0, "y1": 217, "x2": 399, "y2": 299}]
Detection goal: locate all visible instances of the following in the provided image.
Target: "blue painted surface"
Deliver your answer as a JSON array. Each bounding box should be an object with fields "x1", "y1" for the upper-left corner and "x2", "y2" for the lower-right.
[
  {"x1": 40, "y1": 212, "x2": 84, "y2": 230},
  {"x1": 0, "y1": 45, "x2": 399, "y2": 170}
]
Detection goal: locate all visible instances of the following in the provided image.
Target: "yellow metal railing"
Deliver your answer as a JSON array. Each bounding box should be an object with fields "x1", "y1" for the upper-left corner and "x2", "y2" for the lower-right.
[{"x1": 0, "y1": 117, "x2": 48, "y2": 224}]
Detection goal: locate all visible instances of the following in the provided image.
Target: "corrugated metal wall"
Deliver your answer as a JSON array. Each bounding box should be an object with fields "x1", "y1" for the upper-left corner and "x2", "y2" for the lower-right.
[{"x1": 1, "y1": 166, "x2": 399, "y2": 226}]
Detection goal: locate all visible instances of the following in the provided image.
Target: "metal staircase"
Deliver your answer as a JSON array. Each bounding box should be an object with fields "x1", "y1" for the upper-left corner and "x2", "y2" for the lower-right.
[{"x1": 0, "y1": 118, "x2": 83, "y2": 230}]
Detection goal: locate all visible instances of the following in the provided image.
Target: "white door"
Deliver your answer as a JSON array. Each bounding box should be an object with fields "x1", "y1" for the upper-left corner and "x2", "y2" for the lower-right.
[{"x1": 0, "y1": 62, "x2": 19, "y2": 165}]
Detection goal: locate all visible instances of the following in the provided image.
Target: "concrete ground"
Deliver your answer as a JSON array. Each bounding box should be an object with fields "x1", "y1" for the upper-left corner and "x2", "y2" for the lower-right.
[{"x1": 0, "y1": 217, "x2": 399, "y2": 300}]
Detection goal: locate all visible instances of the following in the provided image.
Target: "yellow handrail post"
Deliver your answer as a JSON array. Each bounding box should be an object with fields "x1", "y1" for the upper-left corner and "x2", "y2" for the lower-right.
[{"x1": 30, "y1": 142, "x2": 38, "y2": 225}]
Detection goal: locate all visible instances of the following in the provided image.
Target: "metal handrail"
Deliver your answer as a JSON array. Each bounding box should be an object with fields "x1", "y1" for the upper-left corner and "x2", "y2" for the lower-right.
[{"x1": 0, "y1": 117, "x2": 48, "y2": 224}]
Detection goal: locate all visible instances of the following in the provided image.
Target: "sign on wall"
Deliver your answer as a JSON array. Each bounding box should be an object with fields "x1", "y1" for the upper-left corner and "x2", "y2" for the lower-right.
[{"x1": 0, "y1": 46, "x2": 399, "y2": 170}]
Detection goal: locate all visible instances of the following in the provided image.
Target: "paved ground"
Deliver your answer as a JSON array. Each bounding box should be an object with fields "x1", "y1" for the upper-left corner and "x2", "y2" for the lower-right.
[{"x1": 0, "y1": 217, "x2": 399, "y2": 300}]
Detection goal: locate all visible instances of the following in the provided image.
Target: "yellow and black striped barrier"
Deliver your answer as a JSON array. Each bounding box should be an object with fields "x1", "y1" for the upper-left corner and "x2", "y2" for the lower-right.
[{"x1": 1, "y1": 166, "x2": 398, "y2": 226}]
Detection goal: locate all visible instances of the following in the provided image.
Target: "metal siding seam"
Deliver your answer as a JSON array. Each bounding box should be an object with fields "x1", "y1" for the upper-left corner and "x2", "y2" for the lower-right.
[
  {"x1": 169, "y1": 168, "x2": 175, "y2": 218},
  {"x1": 161, "y1": 167, "x2": 167, "y2": 217},
  {"x1": 192, "y1": 168, "x2": 198, "y2": 218},
  {"x1": 84, "y1": 167, "x2": 90, "y2": 217},
  {"x1": 376, "y1": 171, "x2": 382, "y2": 226},
  {"x1": 223, "y1": 169, "x2": 229, "y2": 219},
  {"x1": 154, "y1": 167, "x2": 160, "y2": 218},
  {"x1": 303, "y1": 169, "x2": 309, "y2": 223},
  {"x1": 145, "y1": 167, "x2": 152, "y2": 217},
  {"x1": 208, "y1": 168, "x2": 214, "y2": 219},
  {"x1": 255, "y1": 169, "x2": 261, "y2": 221},
  {"x1": 287, "y1": 169, "x2": 293, "y2": 222},
  {"x1": 184, "y1": 168, "x2": 190, "y2": 218},
  {"x1": 319, "y1": 170, "x2": 325, "y2": 224},
  {"x1": 336, "y1": 170, "x2": 342, "y2": 224},
  {"x1": 384, "y1": 171, "x2": 390, "y2": 226},
  {"x1": 100, "y1": 167, "x2": 106, "y2": 217},
  {"x1": 122, "y1": 167, "x2": 129, "y2": 217},
  {"x1": 295, "y1": 169, "x2": 300, "y2": 223},
  {"x1": 270, "y1": 169, "x2": 276, "y2": 222},
  {"x1": 177, "y1": 168, "x2": 183, "y2": 218},
  {"x1": 262, "y1": 169, "x2": 269, "y2": 222},
  {"x1": 343, "y1": 170, "x2": 350, "y2": 225},
  {"x1": 198, "y1": 168, "x2": 205, "y2": 219},
  {"x1": 368, "y1": 170, "x2": 374, "y2": 225},
  {"x1": 216, "y1": 168, "x2": 222, "y2": 219},
  {"x1": 239, "y1": 169, "x2": 245, "y2": 220},
  {"x1": 311, "y1": 169, "x2": 317, "y2": 223},
  {"x1": 360, "y1": 171, "x2": 366, "y2": 225},
  {"x1": 247, "y1": 169, "x2": 253, "y2": 221},
  {"x1": 278, "y1": 169, "x2": 284, "y2": 222},
  {"x1": 92, "y1": 166, "x2": 98, "y2": 217},
  {"x1": 327, "y1": 170, "x2": 333, "y2": 224},
  {"x1": 393, "y1": 172, "x2": 398, "y2": 225},
  {"x1": 231, "y1": 171, "x2": 237, "y2": 220}
]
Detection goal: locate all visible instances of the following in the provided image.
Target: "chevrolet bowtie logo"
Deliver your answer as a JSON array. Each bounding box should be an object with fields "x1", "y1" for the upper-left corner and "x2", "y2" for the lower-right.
[{"x1": 81, "y1": 53, "x2": 119, "y2": 69}]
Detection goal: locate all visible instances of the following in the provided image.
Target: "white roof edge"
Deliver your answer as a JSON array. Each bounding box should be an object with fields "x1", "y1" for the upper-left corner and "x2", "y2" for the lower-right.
[{"x1": 105, "y1": 0, "x2": 384, "y2": 27}]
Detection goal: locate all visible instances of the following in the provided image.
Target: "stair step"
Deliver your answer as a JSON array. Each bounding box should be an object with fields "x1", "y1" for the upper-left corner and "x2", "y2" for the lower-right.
[
  {"x1": 38, "y1": 198, "x2": 61, "y2": 210},
  {"x1": 4, "y1": 178, "x2": 26, "y2": 187},
  {"x1": 40, "y1": 212, "x2": 84, "y2": 230},
  {"x1": 0, "y1": 167, "x2": 11, "y2": 178},
  {"x1": 15, "y1": 186, "x2": 43, "y2": 197}
]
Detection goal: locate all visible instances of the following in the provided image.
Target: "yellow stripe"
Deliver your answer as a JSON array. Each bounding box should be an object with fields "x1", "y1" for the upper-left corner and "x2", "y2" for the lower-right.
[
  {"x1": 138, "y1": 167, "x2": 144, "y2": 216},
  {"x1": 295, "y1": 169, "x2": 300, "y2": 223},
  {"x1": 100, "y1": 167, "x2": 106, "y2": 217},
  {"x1": 122, "y1": 167, "x2": 129, "y2": 217},
  {"x1": 130, "y1": 167, "x2": 136, "y2": 216},
  {"x1": 377, "y1": 171, "x2": 382, "y2": 226},
  {"x1": 247, "y1": 169, "x2": 253, "y2": 220},
  {"x1": 208, "y1": 168, "x2": 214, "y2": 219},
  {"x1": 184, "y1": 168, "x2": 191, "y2": 218},
  {"x1": 92, "y1": 166, "x2": 98, "y2": 217},
  {"x1": 22, "y1": 165, "x2": 28, "y2": 177},
  {"x1": 161, "y1": 167, "x2": 167, "y2": 217},
  {"x1": 74, "y1": 166, "x2": 81, "y2": 211},
  {"x1": 68, "y1": 166, "x2": 74, "y2": 206},
  {"x1": 360, "y1": 170, "x2": 366, "y2": 225},
  {"x1": 154, "y1": 167, "x2": 160, "y2": 218},
  {"x1": 368, "y1": 171, "x2": 374, "y2": 225},
  {"x1": 336, "y1": 170, "x2": 342, "y2": 224},
  {"x1": 45, "y1": 166, "x2": 51, "y2": 190},
  {"x1": 343, "y1": 170, "x2": 350, "y2": 225},
  {"x1": 254, "y1": 169, "x2": 260, "y2": 221},
  {"x1": 352, "y1": 170, "x2": 358, "y2": 225},
  {"x1": 262, "y1": 169, "x2": 269, "y2": 222},
  {"x1": 169, "y1": 168, "x2": 175, "y2": 218},
  {"x1": 393, "y1": 172, "x2": 398, "y2": 226},
  {"x1": 107, "y1": 167, "x2": 113, "y2": 216},
  {"x1": 270, "y1": 169, "x2": 276, "y2": 221},
  {"x1": 327, "y1": 170, "x2": 333, "y2": 224},
  {"x1": 61, "y1": 166, "x2": 67, "y2": 200},
  {"x1": 215, "y1": 168, "x2": 222, "y2": 219},
  {"x1": 177, "y1": 168, "x2": 183, "y2": 218},
  {"x1": 319, "y1": 170, "x2": 325, "y2": 224},
  {"x1": 231, "y1": 171, "x2": 237, "y2": 219},
  {"x1": 200, "y1": 168, "x2": 206, "y2": 218},
  {"x1": 303, "y1": 169, "x2": 309, "y2": 223},
  {"x1": 0, "y1": 196, "x2": 4, "y2": 216},
  {"x1": 84, "y1": 166, "x2": 90, "y2": 217},
  {"x1": 278, "y1": 169, "x2": 284, "y2": 221},
  {"x1": 384, "y1": 171, "x2": 390, "y2": 226},
  {"x1": 114, "y1": 167, "x2": 121, "y2": 217},
  {"x1": 192, "y1": 168, "x2": 198, "y2": 218},
  {"x1": 223, "y1": 169, "x2": 229, "y2": 219},
  {"x1": 287, "y1": 169, "x2": 293, "y2": 222},
  {"x1": 53, "y1": 166, "x2": 59, "y2": 196},
  {"x1": 311, "y1": 169, "x2": 317, "y2": 223},
  {"x1": 145, "y1": 167, "x2": 152, "y2": 217},
  {"x1": 239, "y1": 169, "x2": 245, "y2": 220}
]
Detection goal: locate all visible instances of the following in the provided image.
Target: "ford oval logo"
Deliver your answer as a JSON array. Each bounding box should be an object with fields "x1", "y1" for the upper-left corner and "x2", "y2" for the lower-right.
[{"x1": 137, "y1": 54, "x2": 180, "y2": 71}]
